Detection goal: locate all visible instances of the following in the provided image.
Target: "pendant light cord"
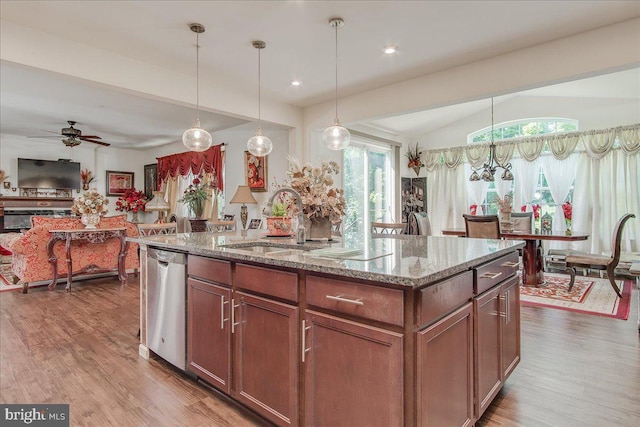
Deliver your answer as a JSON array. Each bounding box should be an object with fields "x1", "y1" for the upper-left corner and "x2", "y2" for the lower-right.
[
  {"x1": 196, "y1": 31, "x2": 200, "y2": 122},
  {"x1": 334, "y1": 22, "x2": 339, "y2": 121},
  {"x1": 258, "y1": 47, "x2": 262, "y2": 126}
]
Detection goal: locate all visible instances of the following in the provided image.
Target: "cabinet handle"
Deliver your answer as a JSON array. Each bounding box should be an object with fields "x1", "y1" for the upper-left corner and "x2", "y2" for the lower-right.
[
  {"x1": 479, "y1": 271, "x2": 502, "y2": 280},
  {"x1": 220, "y1": 297, "x2": 229, "y2": 329},
  {"x1": 326, "y1": 294, "x2": 364, "y2": 306},
  {"x1": 505, "y1": 290, "x2": 510, "y2": 323},
  {"x1": 231, "y1": 299, "x2": 240, "y2": 334},
  {"x1": 301, "y1": 320, "x2": 312, "y2": 363},
  {"x1": 502, "y1": 261, "x2": 520, "y2": 268}
]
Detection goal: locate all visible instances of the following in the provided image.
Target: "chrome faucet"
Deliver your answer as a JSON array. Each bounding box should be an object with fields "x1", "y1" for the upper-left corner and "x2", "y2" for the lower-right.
[{"x1": 267, "y1": 188, "x2": 306, "y2": 244}]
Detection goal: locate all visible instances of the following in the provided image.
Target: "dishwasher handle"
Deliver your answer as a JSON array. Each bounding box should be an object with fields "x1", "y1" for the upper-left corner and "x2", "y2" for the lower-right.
[{"x1": 148, "y1": 248, "x2": 186, "y2": 265}]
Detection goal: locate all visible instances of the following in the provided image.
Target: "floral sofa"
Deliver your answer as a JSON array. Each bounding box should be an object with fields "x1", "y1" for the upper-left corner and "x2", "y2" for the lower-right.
[{"x1": 4, "y1": 214, "x2": 138, "y2": 293}]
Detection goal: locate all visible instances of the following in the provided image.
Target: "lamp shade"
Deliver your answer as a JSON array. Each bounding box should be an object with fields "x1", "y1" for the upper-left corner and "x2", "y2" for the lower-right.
[
  {"x1": 230, "y1": 186, "x2": 257, "y2": 205},
  {"x1": 145, "y1": 191, "x2": 170, "y2": 211}
]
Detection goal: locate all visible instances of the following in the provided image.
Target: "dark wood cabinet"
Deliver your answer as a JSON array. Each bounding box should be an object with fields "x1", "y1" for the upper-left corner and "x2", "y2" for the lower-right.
[
  {"x1": 187, "y1": 278, "x2": 231, "y2": 393},
  {"x1": 501, "y1": 276, "x2": 521, "y2": 379},
  {"x1": 474, "y1": 285, "x2": 502, "y2": 419},
  {"x1": 304, "y1": 310, "x2": 404, "y2": 427},
  {"x1": 417, "y1": 302, "x2": 474, "y2": 427},
  {"x1": 232, "y1": 291, "x2": 299, "y2": 426}
]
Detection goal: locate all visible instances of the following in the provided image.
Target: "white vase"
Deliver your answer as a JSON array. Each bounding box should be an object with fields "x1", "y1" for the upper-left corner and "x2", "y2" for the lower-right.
[{"x1": 81, "y1": 213, "x2": 100, "y2": 229}]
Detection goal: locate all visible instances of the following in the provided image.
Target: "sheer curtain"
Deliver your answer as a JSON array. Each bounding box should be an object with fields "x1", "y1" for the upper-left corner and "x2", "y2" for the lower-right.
[
  {"x1": 465, "y1": 164, "x2": 490, "y2": 214},
  {"x1": 427, "y1": 164, "x2": 467, "y2": 235},
  {"x1": 573, "y1": 150, "x2": 639, "y2": 253},
  {"x1": 541, "y1": 155, "x2": 577, "y2": 249},
  {"x1": 511, "y1": 158, "x2": 540, "y2": 212}
]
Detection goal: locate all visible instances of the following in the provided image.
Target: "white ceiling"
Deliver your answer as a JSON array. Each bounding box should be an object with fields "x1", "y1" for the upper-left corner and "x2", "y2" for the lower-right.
[{"x1": 1, "y1": 1, "x2": 639, "y2": 149}]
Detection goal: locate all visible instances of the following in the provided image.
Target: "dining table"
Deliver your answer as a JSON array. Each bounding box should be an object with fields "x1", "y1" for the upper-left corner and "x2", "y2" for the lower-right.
[{"x1": 441, "y1": 228, "x2": 589, "y2": 286}]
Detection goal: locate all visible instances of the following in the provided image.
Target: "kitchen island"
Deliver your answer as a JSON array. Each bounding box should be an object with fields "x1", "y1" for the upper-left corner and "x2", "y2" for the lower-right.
[{"x1": 133, "y1": 230, "x2": 524, "y2": 427}]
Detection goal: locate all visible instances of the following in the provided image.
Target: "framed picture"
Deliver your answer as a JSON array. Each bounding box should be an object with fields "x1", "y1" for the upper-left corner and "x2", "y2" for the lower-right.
[
  {"x1": 245, "y1": 151, "x2": 268, "y2": 192},
  {"x1": 106, "y1": 170, "x2": 134, "y2": 197},
  {"x1": 401, "y1": 176, "x2": 427, "y2": 223},
  {"x1": 248, "y1": 218, "x2": 262, "y2": 229},
  {"x1": 143, "y1": 163, "x2": 158, "y2": 200}
]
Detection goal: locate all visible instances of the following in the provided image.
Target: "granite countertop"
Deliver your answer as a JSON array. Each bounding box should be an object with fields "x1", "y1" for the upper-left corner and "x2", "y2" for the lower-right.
[{"x1": 130, "y1": 230, "x2": 524, "y2": 288}]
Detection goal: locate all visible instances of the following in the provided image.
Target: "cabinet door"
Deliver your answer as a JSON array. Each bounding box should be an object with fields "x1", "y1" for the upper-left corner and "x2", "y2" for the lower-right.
[
  {"x1": 501, "y1": 276, "x2": 520, "y2": 379},
  {"x1": 474, "y1": 285, "x2": 502, "y2": 419},
  {"x1": 417, "y1": 302, "x2": 474, "y2": 427},
  {"x1": 187, "y1": 278, "x2": 231, "y2": 393},
  {"x1": 304, "y1": 310, "x2": 404, "y2": 427},
  {"x1": 232, "y1": 291, "x2": 299, "y2": 426}
]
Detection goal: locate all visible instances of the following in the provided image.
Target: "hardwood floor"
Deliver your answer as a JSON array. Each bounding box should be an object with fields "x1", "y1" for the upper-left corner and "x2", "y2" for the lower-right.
[{"x1": 1, "y1": 275, "x2": 638, "y2": 426}]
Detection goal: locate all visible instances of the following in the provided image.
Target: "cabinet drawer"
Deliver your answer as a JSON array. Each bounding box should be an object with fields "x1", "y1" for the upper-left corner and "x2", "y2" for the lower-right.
[
  {"x1": 419, "y1": 271, "x2": 473, "y2": 327},
  {"x1": 188, "y1": 255, "x2": 231, "y2": 286},
  {"x1": 306, "y1": 275, "x2": 404, "y2": 326},
  {"x1": 475, "y1": 252, "x2": 519, "y2": 294},
  {"x1": 235, "y1": 263, "x2": 298, "y2": 302}
]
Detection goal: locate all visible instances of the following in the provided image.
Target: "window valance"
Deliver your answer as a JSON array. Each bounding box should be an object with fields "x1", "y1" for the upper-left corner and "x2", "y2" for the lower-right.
[
  {"x1": 425, "y1": 123, "x2": 639, "y2": 169},
  {"x1": 157, "y1": 144, "x2": 224, "y2": 191}
]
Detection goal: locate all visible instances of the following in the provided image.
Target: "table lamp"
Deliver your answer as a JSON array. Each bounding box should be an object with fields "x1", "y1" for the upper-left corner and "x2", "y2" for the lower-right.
[
  {"x1": 230, "y1": 185, "x2": 257, "y2": 235},
  {"x1": 145, "y1": 191, "x2": 171, "y2": 223}
]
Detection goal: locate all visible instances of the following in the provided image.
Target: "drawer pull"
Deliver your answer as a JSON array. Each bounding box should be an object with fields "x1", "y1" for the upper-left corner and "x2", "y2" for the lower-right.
[
  {"x1": 220, "y1": 297, "x2": 229, "y2": 330},
  {"x1": 479, "y1": 271, "x2": 502, "y2": 280},
  {"x1": 502, "y1": 261, "x2": 520, "y2": 268},
  {"x1": 326, "y1": 294, "x2": 364, "y2": 306}
]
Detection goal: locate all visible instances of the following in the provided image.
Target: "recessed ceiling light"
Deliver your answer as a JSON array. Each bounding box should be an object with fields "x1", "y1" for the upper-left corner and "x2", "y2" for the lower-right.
[
  {"x1": 383, "y1": 46, "x2": 397, "y2": 54},
  {"x1": 291, "y1": 80, "x2": 302, "y2": 86}
]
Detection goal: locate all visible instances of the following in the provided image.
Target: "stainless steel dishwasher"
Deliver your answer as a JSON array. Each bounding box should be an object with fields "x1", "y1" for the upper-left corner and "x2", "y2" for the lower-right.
[{"x1": 147, "y1": 248, "x2": 187, "y2": 370}]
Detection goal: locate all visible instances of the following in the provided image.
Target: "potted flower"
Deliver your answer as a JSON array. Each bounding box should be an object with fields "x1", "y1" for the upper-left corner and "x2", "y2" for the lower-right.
[
  {"x1": 80, "y1": 168, "x2": 95, "y2": 190},
  {"x1": 72, "y1": 188, "x2": 109, "y2": 228},
  {"x1": 178, "y1": 177, "x2": 210, "y2": 232},
  {"x1": 405, "y1": 142, "x2": 425, "y2": 176},
  {"x1": 115, "y1": 187, "x2": 148, "y2": 223},
  {"x1": 562, "y1": 201, "x2": 572, "y2": 234},
  {"x1": 286, "y1": 155, "x2": 346, "y2": 240}
]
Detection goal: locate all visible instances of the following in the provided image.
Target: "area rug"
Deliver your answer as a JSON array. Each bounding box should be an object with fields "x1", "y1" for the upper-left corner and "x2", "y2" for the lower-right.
[{"x1": 520, "y1": 272, "x2": 632, "y2": 320}]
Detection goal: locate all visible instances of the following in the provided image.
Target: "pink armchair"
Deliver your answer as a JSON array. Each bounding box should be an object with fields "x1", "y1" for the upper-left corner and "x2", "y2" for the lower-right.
[{"x1": 5, "y1": 215, "x2": 139, "y2": 293}]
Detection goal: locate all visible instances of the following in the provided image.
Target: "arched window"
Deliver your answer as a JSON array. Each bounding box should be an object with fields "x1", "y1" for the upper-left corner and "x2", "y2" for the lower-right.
[{"x1": 468, "y1": 118, "x2": 578, "y2": 144}]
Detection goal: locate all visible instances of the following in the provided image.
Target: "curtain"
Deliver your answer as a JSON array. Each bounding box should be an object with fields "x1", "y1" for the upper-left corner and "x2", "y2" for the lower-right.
[
  {"x1": 427, "y1": 164, "x2": 467, "y2": 235},
  {"x1": 465, "y1": 164, "x2": 490, "y2": 214},
  {"x1": 511, "y1": 158, "x2": 540, "y2": 212},
  {"x1": 157, "y1": 144, "x2": 224, "y2": 191},
  {"x1": 541, "y1": 155, "x2": 578, "y2": 249}
]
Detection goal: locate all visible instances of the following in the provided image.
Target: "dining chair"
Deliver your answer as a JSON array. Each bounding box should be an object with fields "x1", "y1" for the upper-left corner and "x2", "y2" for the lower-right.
[
  {"x1": 510, "y1": 212, "x2": 533, "y2": 233},
  {"x1": 137, "y1": 222, "x2": 178, "y2": 236},
  {"x1": 371, "y1": 222, "x2": 406, "y2": 235},
  {"x1": 463, "y1": 214, "x2": 500, "y2": 238},
  {"x1": 565, "y1": 213, "x2": 635, "y2": 297}
]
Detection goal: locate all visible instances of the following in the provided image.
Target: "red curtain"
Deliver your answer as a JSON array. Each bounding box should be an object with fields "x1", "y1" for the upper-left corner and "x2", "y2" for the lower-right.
[{"x1": 157, "y1": 144, "x2": 224, "y2": 191}]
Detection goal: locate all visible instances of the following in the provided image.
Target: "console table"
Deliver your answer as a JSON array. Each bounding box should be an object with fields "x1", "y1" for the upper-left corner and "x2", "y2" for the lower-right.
[{"x1": 47, "y1": 227, "x2": 128, "y2": 292}]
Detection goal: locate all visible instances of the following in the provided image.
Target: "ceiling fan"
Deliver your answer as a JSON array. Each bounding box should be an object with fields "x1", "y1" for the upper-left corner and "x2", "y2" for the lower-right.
[{"x1": 28, "y1": 121, "x2": 110, "y2": 147}]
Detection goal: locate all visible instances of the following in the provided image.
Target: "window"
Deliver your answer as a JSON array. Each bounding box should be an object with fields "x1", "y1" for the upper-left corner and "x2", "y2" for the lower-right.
[
  {"x1": 343, "y1": 139, "x2": 395, "y2": 245},
  {"x1": 468, "y1": 118, "x2": 578, "y2": 144}
]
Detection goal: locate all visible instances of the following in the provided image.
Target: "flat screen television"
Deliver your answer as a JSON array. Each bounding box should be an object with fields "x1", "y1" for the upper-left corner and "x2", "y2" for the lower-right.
[{"x1": 17, "y1": 158, "x2": 81, "y2": 190}]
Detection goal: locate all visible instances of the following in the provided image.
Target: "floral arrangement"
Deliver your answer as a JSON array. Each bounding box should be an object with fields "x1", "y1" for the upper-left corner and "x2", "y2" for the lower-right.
[
  {"x1": 521, "y1": 204, "x2": 541, "y2": 219},
  {"x1": 178, "y1": 177, "x2": 210, "y2": 218},
  {"x1": 494, "y1": 193, "x2": 513, "y2": 213},
  {"x1": 267, "y1": 178, "x2": 294, "y2": 218},
  {"x1": 115, "y1": 188, "x2": 148, "y2": 213},
  {"x1": 0, "y1": 169, "x2": 8, "y2": 183},
  {"x1": 286, "y1": 155, "x2": 346, "y2": 223},
  {"x1": 71, "y1": 188, "x2": 109, "y2": 216},
  {"x1": 405, "y1": 142, "x2": 425, "y2": 169},
  {"x1": 80, "y1": 168, "x2": 95, "y2": 187},
  {"x1": 470, "y1": 204, "x2": 478, "y2": 215},
  {"x1": 562, "y1": 201, "x2": 572, "y2": 229}
]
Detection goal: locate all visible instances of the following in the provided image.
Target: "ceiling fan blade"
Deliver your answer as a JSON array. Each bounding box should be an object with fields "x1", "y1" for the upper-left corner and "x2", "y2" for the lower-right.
[
  {"x1": 83, "y1": 139, "x2": 111, "y2": 147},
  {"x1": 27, "y1": 135, "x2": 63, "y2": 139},
  {"x1": 80, "y1": 135, "x2": 101, "y2": 139}
]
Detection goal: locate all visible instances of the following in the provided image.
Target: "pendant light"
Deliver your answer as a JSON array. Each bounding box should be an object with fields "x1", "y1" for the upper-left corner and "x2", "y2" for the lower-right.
[
  {"x1": 469, "y1": 97, "x2": 513, "y2": 182},
  {"x1": 322, "y1": 17, "x2": 350, "y2": 151},
  {"x1": 182, "y1": 23, "x2": 213, "y2": 152},
  {"x1": 247, "y1": 40, "x2": 273, "y2": 157}
]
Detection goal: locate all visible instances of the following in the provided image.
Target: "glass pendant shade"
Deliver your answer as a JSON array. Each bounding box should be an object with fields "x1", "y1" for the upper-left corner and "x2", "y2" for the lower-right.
[
  {"x1": 183, "y1": 118, "x2": 213, "y2": 152},
  {"x1": 322, "y1": 119, "x2": 351, "y2": 151},
  {"x1": 247, "y1": 127, "x2": 273, "y2": 157},
  {"x1": 469, "y1": 170, "x2": 480, "y2": 181}
]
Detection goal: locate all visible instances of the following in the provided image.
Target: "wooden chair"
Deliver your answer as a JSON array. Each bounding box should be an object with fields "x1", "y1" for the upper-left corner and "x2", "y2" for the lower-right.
[
  {"x1": 565, "y1": 213, "x2": 635, "y2": 297},
  {"x1": 463, "y1": 214, "x2": 500, "y2": 238},
  {"x1": 510, "y1": 212, "x2": 533, "y2": 233},
  {"x1": 137, "y1": 222, "x2": 178, "y2": 236},
  {"x1": 371, "y1": 222, "x2": 406, "y2": 235}
]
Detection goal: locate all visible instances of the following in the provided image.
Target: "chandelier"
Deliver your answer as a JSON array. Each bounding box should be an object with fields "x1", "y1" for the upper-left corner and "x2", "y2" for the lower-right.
[{"x1": 469, "y1": 97, "x2": 513, "y2": 182}]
